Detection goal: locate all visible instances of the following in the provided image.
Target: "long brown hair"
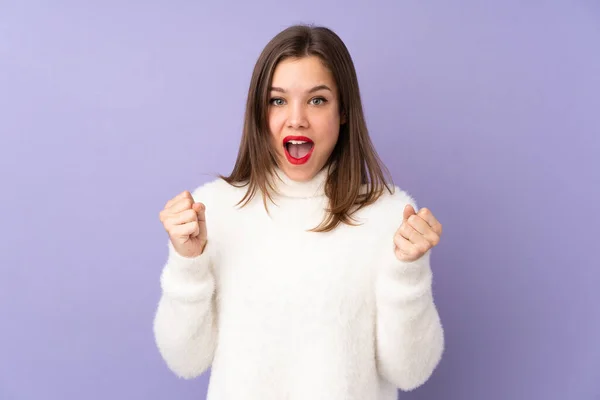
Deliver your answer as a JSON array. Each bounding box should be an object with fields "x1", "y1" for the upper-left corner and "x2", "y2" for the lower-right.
[{"x1": 220, "y1": 24, "x2": 394, "y2": 232}]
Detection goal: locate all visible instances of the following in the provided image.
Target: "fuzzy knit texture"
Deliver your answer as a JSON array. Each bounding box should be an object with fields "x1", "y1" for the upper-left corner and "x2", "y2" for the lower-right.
[{"x1": 153, "y1": 166, "x2": 444, "y2": 400}]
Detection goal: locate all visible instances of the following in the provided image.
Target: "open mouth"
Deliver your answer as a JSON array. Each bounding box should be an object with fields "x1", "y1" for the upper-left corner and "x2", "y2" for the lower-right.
[{"x1": 283, "y1": 136, "x2": 314, "y2": 165}]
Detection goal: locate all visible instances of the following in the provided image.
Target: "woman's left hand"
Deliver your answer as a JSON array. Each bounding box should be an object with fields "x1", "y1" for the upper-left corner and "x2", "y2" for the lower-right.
[{"x1": 394, "y1": 204, "x2": 443, "y2": 262}]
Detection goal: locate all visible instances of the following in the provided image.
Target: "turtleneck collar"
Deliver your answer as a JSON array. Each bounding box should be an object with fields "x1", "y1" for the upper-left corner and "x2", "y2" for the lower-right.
[{"x1": 270, "y1": 164, "x2": 331, "y2": 199}]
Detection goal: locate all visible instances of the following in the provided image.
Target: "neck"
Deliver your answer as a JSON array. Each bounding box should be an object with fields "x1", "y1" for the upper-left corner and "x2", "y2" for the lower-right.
[{"x1": 271, "y1": 165, "x2": 330, "y2": 199}]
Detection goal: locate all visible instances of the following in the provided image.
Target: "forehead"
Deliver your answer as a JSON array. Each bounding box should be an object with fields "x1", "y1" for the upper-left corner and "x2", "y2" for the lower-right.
[{"x1": 271, "y1": 56, "x2": 336, "y2": 89}]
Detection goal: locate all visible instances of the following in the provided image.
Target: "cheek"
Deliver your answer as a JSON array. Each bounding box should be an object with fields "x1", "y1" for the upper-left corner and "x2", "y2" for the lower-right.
[
  {"x1": 267, "y1": 111, "x2": 286, "y2": 154},
  {"x1": 268, "y1": 109, "x2": 285, "y2": 135},
  {"x1": 316, "y1": 114, "x2": 340, "y2": 147}
]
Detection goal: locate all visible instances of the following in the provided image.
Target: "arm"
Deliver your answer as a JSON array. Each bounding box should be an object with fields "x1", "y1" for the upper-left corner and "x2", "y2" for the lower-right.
[
  {"x1": 374, "y1": 197, "x2": 444, "y2": 391},
  {"x1": 153, "y1": 195, "x2": 219, "y2": 379}
]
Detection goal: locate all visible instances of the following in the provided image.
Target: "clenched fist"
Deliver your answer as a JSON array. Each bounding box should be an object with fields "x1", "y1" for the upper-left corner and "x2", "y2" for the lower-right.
[
  {"x1": 393, "y1": 204, "x2": 442, "y2": 262},
  {"x1": 159, "y1": 190, "x2": 207, "y2": 258}
]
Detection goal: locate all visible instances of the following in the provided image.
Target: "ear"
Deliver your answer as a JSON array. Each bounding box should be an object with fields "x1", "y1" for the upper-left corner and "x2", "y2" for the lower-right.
[{"x1": 340, "y1": 111, "x2": 347, "y2": 125}]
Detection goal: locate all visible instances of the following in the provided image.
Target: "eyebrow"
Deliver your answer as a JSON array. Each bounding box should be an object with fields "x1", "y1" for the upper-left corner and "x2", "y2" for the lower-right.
[{"x1": 269, "y1": 84, "x2": 332, "y2": 94}]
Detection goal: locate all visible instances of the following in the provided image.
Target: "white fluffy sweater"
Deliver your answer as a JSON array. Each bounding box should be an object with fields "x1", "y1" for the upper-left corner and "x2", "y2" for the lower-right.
[{"x1": 153, "y1": 167, "x2": 444, "y2": 400}]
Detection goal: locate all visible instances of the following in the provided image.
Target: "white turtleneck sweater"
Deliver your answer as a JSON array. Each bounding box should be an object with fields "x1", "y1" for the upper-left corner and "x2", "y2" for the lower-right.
[{"x1": 153, "y1": 167, "x2": 444, "y2": 400}]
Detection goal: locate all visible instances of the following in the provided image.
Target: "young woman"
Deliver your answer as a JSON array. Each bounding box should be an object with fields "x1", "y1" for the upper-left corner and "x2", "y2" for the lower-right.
[{"x1": 154, "y1": 24, "x2": 444, "y2": 400}]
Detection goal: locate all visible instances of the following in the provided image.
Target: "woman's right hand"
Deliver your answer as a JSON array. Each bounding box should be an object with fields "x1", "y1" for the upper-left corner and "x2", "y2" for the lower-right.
[{"x1": 159, "y1": 190, "x2": 207, "y2": 258}]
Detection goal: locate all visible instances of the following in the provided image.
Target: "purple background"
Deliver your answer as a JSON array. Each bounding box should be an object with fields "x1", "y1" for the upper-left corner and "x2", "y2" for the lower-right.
[{"x1": 1, "y1": 1, "x2": 599, "y2": 399}]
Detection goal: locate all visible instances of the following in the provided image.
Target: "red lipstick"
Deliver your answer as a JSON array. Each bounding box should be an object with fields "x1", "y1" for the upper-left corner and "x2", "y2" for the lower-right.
[{"x1": 283, "y1": 136, "x2": 315, "y2": 165}]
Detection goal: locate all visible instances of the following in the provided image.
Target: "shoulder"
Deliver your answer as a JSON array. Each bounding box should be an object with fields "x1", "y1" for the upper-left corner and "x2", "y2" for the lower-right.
[
  {"x1": 358, "y1": 184, "x2": 420, "y2": 233},
  {"x1": 189, "y1": 177, "x2": 247, "y2": 211},
  {"x1": 374, "y1": 185, "x2": 420, "y2": 214},
  {"x1": 189, "y1": 177, "x2": 229, "y2": 202}
]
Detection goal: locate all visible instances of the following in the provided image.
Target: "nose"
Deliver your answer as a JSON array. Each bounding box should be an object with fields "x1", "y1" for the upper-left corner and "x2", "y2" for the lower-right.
[{"x1": 286, "y1": 102, "x2": 308, "y2": 129}]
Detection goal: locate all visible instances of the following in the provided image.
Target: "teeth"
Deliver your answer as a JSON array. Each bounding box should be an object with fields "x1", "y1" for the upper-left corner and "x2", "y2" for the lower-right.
[{"x1": 288, "y1": 140, "x2": 309, "y2": 144}]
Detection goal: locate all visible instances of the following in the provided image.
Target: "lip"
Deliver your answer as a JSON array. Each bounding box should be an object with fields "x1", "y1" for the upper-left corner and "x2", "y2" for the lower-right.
[
  {"x1": 283, "y1": 135, "x2": 314, "y2": 145},
  {"x1": 283, "y1": 135, "x2": 314, "y2": 165}
]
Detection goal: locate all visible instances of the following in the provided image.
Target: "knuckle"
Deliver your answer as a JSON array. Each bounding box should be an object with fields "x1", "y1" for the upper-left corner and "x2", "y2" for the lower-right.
[
  {"x1": 186, "y1": 222, "x2": 198, "y2": 235},
  {"x1": 411, "y1": 246, "x2": 423, "y2": 258},
  {"x1": 395, "y1": 249, "x2": 406, "y2": 261},
  {"x1": 187, "y1": 208, "x2": 198, "y2": 219},
  {"x1": 394, "y1": 241, "x2": 404, "y2": 253},
  {"x1": 176, "y1": 211, "x2": 190, "y2": 223}
]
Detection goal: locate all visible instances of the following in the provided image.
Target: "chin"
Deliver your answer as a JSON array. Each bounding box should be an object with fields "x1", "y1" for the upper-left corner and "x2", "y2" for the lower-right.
[
  {"x1": 278, "y1": 160, "x2": 321, "y2": 182},
  {"x1": 282, "y1": 166, "x2": 313, "y2": 181}
]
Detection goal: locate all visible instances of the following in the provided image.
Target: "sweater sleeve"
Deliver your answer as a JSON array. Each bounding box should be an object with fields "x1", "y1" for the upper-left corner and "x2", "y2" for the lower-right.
[
  {"x1": 153, "y1": 185, "x2": 219, "y2": 379},
  {"x1": 374, "y1": 195, "x2": 444, "y2": 391}
]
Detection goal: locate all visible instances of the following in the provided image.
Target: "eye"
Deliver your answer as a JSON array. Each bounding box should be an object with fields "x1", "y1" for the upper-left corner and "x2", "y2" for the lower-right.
[
  {"x1": 310, "y1": 97, "x2": 327, "y2": 106},
  {"x1": 269, "y1": 98, "x2": 285, "y2": 106}
]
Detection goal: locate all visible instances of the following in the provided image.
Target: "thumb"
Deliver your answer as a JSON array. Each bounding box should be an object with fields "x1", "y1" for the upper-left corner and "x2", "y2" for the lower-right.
[
  {"x1": 192, "y1": 202, "x2": 205, "y2": 215},
  {"x1": 191, "y1": 202, "x2": 207, "y2": 241},
  {"x1": 403, "y1": 204, "x2": 416, "y2": 222}
]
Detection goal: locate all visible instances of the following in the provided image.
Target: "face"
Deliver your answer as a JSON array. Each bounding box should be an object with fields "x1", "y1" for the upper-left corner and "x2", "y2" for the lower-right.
[{"x1": 267, "y1": 56, "x2": 344, "y2": 182}]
